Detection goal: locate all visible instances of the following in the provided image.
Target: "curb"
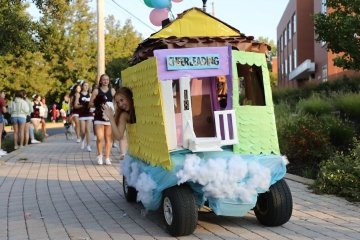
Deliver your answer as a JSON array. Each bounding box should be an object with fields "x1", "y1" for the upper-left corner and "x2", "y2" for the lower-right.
[{"x1": 285, "y1": 173, "x2": 314, "y2": 185}]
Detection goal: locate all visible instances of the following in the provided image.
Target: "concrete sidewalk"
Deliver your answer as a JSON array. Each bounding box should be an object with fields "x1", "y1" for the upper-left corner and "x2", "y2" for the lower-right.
[{"x1": 0, "y1": 133, "x2": 359, "y2": 240}]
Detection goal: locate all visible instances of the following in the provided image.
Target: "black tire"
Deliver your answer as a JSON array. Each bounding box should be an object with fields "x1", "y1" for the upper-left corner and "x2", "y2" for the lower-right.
[
  {"x1": 162, "y1": 185, "x2": 198, "y2": 236},
  {"x1": 254, "y1": 178, "x2": 293, "y2": 226},
  {"x1": 123, "y1": 176, "x2": 137, "y2": 202}
]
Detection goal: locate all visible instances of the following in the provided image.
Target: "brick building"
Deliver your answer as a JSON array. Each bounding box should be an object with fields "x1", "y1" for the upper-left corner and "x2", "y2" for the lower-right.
[{"x1": 276, "y1": 0, "x2": 359, "y2": 89}]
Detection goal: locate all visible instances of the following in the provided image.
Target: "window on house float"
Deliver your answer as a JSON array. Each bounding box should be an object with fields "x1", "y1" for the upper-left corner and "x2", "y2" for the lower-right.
[{"x1": 236, "y1": 63, "x2": 265, "y2": 106}]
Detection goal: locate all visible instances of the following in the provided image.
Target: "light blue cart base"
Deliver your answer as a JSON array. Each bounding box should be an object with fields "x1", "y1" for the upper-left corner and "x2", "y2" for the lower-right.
[{"x1": 120, "y1": 148, "x2": 288, "y2": 217}]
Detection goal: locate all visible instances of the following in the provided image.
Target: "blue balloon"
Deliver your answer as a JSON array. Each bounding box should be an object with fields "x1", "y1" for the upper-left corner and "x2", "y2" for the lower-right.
[{"x1": 150, "y1": 0, "x2": 171, "y2": 9}]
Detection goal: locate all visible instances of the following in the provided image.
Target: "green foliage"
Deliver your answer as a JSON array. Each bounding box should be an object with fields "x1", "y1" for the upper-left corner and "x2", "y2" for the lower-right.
[
  {"x1": 314, "y1": 0, "x2": 360, "y2": 70},
  {"x1": 105, "y1": 18, "x2": 142, "y2": 79},
  {"x1": 297, "y1": 95, "x2": 333, "y2": 116},
  {"x1": 312, "y1": 143, "x2": 360, "y2": 202},
  {"x1": 34, "y1": 130, "x2": 45, "y2": 142},
  {"x1": 275, "y1": 77, "x2": 360, "y2": 200},
  {"x1": 272, "y1": 76, "x2": 360, "y2": 105},
  {"x1": 257, "y1": 36, "x2": 277, "y2": 56},
  {"x1": 319, "y1": 114, "x2": 356, "y2": 151},
  {"x1": 277, "y1": 113, "x2": 334, "y2": 178},
  {"x1": 274, "y1": 101, "x2": 295, "y2": 129},
  {"x1": 0, "y1": 1, "x2": 142, "y2": 103},
  {"x1": 0, "y1": 1, "x2": 37, "y2": 55},
  {"x1": 269, "y1": 72, "x2": 277, "y2": 87},
  {"x1": 333, "y1": 93, "x2": 360, "y2": 121},
  {"x1": 0, "y1": 52, "x2": 57, "y2": 97},
  {"x1": 273, "y1": 83, "x2": 318, "y2": 107},
  {"x1": 1, "y1": 136, "x2": 15, "y2": 153}
]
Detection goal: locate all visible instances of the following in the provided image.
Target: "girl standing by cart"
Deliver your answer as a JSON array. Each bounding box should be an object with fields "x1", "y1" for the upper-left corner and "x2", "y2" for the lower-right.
[{"x1": 89, "y1": 74, "x2": 115, "y2": 165}]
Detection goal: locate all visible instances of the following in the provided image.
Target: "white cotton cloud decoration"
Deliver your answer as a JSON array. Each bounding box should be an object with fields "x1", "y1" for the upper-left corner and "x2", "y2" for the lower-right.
[
  {"x1": 122, "y1": 158, "x2": 157, "y2": 205},
  {"x1": 176, "y1": 154, "x2": 271, "y2": 203}
]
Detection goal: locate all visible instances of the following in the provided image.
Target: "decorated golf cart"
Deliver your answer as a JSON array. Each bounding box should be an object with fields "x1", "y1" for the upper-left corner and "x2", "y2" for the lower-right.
[{"x1": 120, "y1": 8, "x2": 292, "y2": 236}]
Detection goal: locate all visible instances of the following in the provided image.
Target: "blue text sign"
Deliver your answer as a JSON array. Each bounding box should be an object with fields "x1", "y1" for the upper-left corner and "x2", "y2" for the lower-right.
[{"x1": 166, "y1": 54, "x2": 220, "y2": 70}]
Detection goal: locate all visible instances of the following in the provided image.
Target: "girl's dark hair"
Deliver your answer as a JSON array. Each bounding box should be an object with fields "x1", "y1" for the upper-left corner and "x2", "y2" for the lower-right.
[
  {"x1": 114, "y1": 87, "x2": 136, "y2": 125},
  {"x1": 19, "y1": 90, "x2": 27, "y2": 99},
  {"x1": 15, "y1": 90, "x2": 24, "y2": 99},
  {"x1": 69, "y1": 84, "x2": 80, "y2": 105}
]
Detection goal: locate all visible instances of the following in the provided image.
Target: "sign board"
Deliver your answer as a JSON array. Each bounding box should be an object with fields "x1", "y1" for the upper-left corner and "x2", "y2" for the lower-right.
[{"x1": 166, "y1": 54, "x2": 220, "y2": 70}]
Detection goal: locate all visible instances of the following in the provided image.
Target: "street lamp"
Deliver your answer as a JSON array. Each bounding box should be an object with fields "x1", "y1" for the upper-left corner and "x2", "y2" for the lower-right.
[{"x1": 202, "y1": 0, "x2": 208, "y2": 12}]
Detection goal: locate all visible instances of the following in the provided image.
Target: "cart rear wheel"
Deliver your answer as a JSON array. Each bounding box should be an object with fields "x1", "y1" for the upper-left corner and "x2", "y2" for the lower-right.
[
  {"x1": 123, "y1": 176, "x2": 137, "y2": 202},
  {"x1": 162, "y1": 185, "x2": 198, "y2": 236},
  {"x1": 254, "y1": 179, "x2": 293, "y2": 226}
]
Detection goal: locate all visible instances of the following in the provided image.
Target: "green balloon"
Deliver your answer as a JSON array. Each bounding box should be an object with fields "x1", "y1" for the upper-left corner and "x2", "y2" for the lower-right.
[{"x1": 144, "y1": 0, "x2": 154, "y2": 8}]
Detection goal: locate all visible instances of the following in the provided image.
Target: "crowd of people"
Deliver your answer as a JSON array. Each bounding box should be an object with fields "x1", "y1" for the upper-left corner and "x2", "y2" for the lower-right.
[
  {"x1": 0, "y1": 90, "x2": 46, "y2": 155},
  {"x1": 0, "y1": 74, "x2": 135, "y2": 165}
]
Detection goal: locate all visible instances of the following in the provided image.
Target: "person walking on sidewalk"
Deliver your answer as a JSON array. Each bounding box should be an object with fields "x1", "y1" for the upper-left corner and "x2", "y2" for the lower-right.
[
  {"x1": 22, "y1": 91, "x2": 33, "y2": 146},
  {"x1": 8, "y1": 90, "x2": 29, "y2": 149},
  {"x1": 74, "y1": 81, "x2": 93, "y2": 152},
  {"x1": 103, "y1": 87, "x2": 136, "y2": 160},
  {"x1": 40, "y1": 96, "x2": 49, "y2": 137},
  {"x1": 22, "y1": 91, "x2": 40, "y2": 145},
  {"x1": 70, "y1": 84, "x2": 82, "y2": 143},
  {"x1": 0, "y1": 90, "x2": 8, "y2": 156},
  {"x1": 61, "y1": 93, "x2": 70, "y2": 124},
  {"x1": 30, "y1": 94, "x2": 42, "y2": 134},
  {"x1": 89, "y1": 74, "x2": 115, "y2": 165}
]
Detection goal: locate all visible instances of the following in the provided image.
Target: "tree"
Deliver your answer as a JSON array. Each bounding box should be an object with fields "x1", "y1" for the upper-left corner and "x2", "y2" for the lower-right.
[
  {"x1": 0, "y1": 1, "x2": 37, "y2": 55},
  {"x1": 0, "y1": 0, "x2": 143, "y2": 102},
  {"x1": 258, "y1": 36, "x2": 277, "y2": 57},
  {"x1": 105, "y1": 17, "x2": 142, "y2": 80},
  {"x1": 0, "y1": 51, "x2": 56, "y2": 96},
  {"x1": 257, "y1": 36, "x2": 278, "y2": 87},
  {"x1": 64, "y1": 0, "x2": 97, "y2": 83},
  {"x1": 314, "y1": 0, "x2": 360, "y2": 70}
]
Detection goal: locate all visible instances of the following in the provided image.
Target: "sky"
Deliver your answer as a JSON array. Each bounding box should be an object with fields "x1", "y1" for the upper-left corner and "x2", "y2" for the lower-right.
[
  {"x1": 28, "y1": 0, "x2": 289, "y2": 42},
  {"x1": 97, "y1": 0, "x2": 290, "y2": 41}
]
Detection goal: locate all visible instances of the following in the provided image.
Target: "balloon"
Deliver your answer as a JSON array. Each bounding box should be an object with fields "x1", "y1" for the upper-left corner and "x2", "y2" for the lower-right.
[
  {"x1": 150, "y1": 0, "x2": 171, "y2": 9},
  {"x1": 144, "y1": 0, "x2": 154, "y2": 8},
  {"x1": 149, "y1": 8, "x2": 169, "y2": 26},
  {"x1": 172, "y1": 0, "x2": 183, "y2": 2}
]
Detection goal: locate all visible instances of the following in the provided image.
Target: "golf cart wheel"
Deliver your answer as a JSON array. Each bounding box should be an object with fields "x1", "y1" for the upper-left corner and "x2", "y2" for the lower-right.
[
  {"x1": 122, "y1": 176, "x2": 137, "y2": 202},
  {"x1": 162, "y1": 185, "x2": 198, "y2": 236},
  {"x1": 254, "y1": 178, "x2": 293, "y2": 226}
]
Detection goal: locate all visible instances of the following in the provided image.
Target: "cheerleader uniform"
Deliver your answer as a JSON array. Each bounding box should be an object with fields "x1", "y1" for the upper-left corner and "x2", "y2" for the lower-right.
[
  {"x1": 78, "y1": 92, "x2": 93, "y2": 121},
  {"x1": 94, "y1": 87, "x2": 113, "y2": 125},
  {"x1": 30, "y1": 102, "x2": 41, "y2": 120}
]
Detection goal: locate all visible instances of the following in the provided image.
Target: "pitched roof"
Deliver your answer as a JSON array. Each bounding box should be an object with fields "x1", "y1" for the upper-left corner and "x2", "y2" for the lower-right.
[
  {"x1": 149, "y1": 7, "x2": 241, "y2": 38},
  {"x1": 130, "y1": 8, "x2": 270, "y2": 65}
]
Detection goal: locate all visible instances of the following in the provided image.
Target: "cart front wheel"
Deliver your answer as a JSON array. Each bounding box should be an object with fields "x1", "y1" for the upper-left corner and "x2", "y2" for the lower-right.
[
  {"x1": 162, "y1": 185, "x2": 198, "y2": 236},
  {"x1": 254, "y1": 178, "x2": 293, "y2": 226},
  {"x1": 123, "y1": 176, "x2": 137, "y2": 202}
]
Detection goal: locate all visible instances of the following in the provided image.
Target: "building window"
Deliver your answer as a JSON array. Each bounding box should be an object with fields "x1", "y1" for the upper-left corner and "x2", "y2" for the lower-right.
[
  {"x1": 322, "y1": 64, "x2": 328, "y2": 82},
  {"x1": 292, "y1": 14, "x2": 296, "y2": 34},
  {"x1": 281, "y1": 63, "x2": 284, "y2": 75},
  {"x1": 284, "y1": 29, "x2": 287, "y2": 46},
  {"x1": 321, "y1": 0, "x2": 327, "y2": 14},
  {"x1": 285, "y1": 59, "x2": 288, "y2": 75},
  {"x1": 288, "y1": 21, "x2": 292, "y2": 40},
  {"x1": 289, "y1": 53, "x2": 292, "y2": 72},
  {"x1": 293, "y1": 49, "x2": 297, "y2": 68}
]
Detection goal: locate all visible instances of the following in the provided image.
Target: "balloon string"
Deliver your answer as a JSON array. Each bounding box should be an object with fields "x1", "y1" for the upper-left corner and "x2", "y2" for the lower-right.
[{"x1": 169, "y1": 9, "x2": 175, "y2": 21}]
